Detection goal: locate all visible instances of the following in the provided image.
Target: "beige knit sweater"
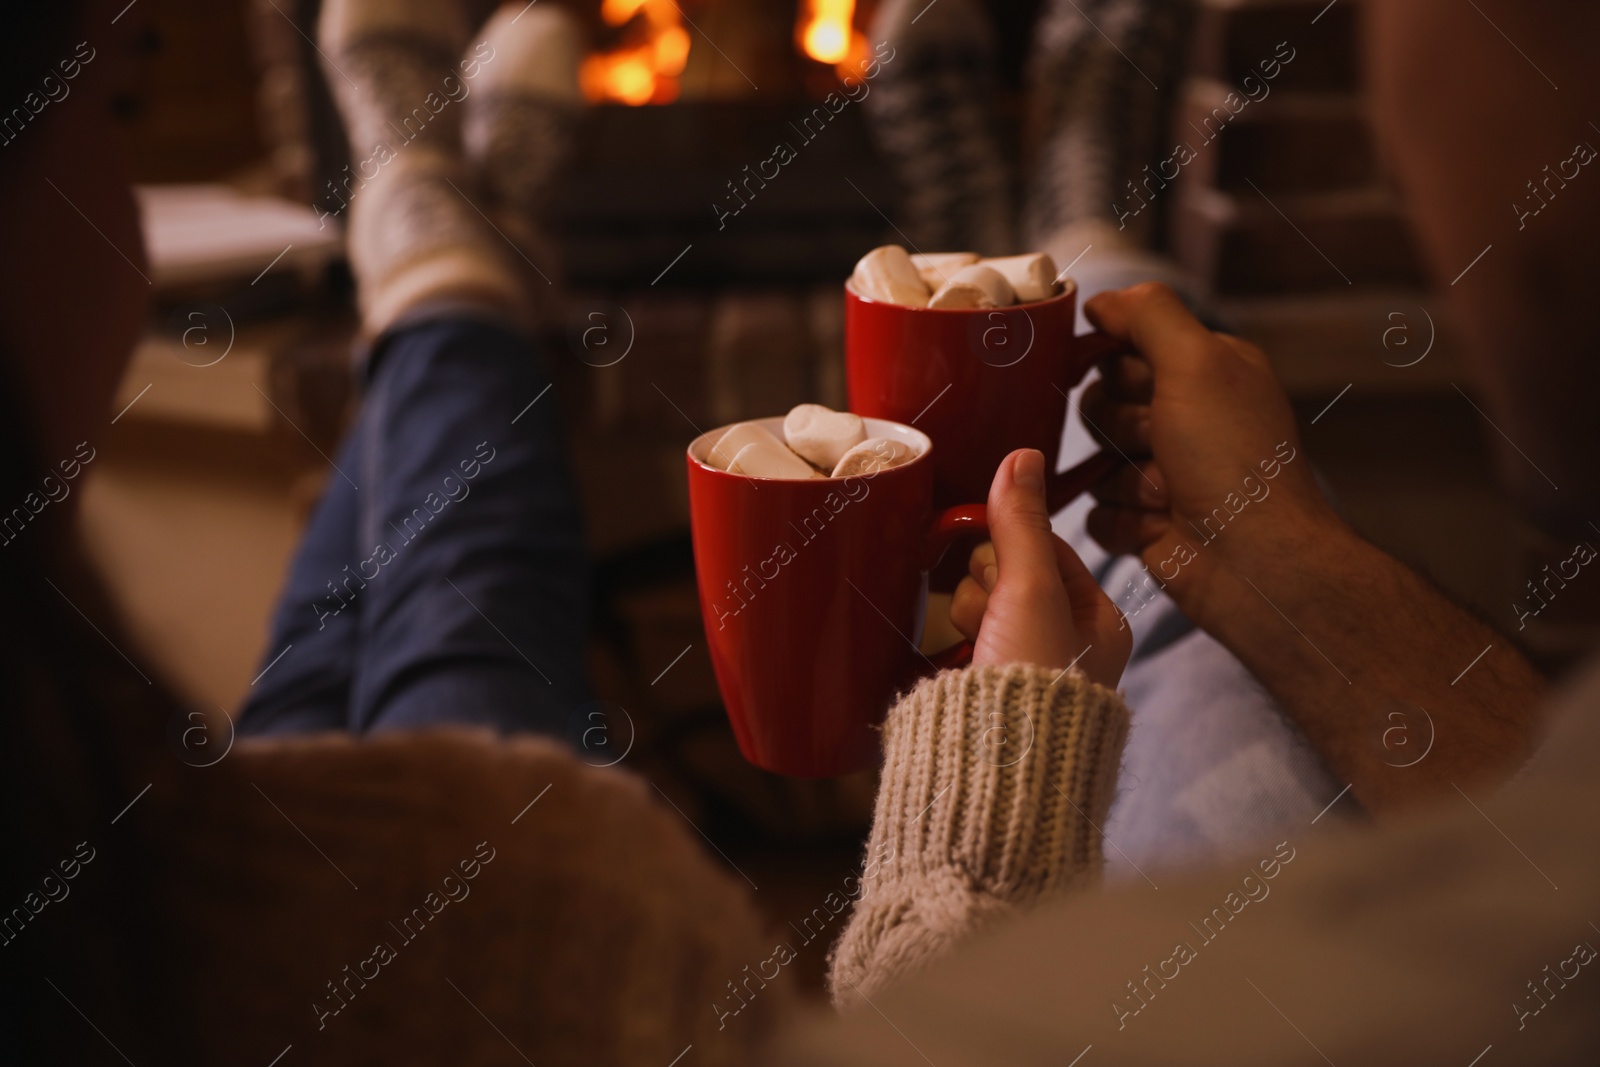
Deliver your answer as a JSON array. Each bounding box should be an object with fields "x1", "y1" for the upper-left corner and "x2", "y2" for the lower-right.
[
  {"x1": 828, "y1": 663, "x2": 1128, "y2": 1008},
  {"x1": 139, "y1": 662, "x2": 1127, "y2": 1065}
]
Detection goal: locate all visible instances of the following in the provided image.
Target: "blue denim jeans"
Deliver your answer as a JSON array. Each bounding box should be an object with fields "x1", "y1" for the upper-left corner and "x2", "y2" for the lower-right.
[{"x1": 237, "y1": 315, "x2": 592, "y2": 739}]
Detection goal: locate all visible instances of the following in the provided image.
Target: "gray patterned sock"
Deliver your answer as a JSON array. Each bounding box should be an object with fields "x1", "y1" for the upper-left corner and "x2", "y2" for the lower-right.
[
  {"x1": 863, "y1": 0, "x2": 1015, "y2": 256},
  {"x1": 1022, "y1": 0, "x2": 1193, "y2": 250},
  {"x1": 460, "y1": 3, "x2": 584, "y2": 300}
]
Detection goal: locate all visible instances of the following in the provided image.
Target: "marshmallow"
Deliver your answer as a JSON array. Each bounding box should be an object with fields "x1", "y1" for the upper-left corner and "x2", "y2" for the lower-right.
[
  {"x1": 831, "y1": 437, "x2": 916, "y2": 477},
  {"x1": 706, "y1": 421, "x2": 791, "y2": 471},
  {"x1": 928, "y1": 264, "x2": 1014, "y2": 309},
  {"x1": 979, "y1": 253, "x2": 1060, "y2": 303},
  {"x1": 783, "y1": 403, "x2": 866, "y2": 471},
  {"x1": 850, "y1": 245, "x2": 932, "y2": 307},
  {"x1": 726, "y1": 440, "x2": 822, "y2": 480},
  {"x1": 926, "y1": 282, "x2": 991, "y2": 309},
  {"x1": 910, "y1": 251, "x2": 978, "y2": 291}
]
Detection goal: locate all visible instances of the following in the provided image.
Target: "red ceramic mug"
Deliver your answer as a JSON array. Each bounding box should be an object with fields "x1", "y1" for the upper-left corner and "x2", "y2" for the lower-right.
[
  {"x1": 687, "y1": 417, "x2": 986, "y2": 777},
  {"x1": 845, "y1": 277, "x2": 1123, "y2": 512}
]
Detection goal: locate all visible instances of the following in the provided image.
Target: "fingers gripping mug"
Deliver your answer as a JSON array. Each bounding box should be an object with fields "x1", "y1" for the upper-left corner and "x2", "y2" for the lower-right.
[
  {"x1": 687, "y1": 418, "x2": 986, "y2": 777},
  {"x1": 844, "y1": 278, "x2": 1123, "y2": 512}
]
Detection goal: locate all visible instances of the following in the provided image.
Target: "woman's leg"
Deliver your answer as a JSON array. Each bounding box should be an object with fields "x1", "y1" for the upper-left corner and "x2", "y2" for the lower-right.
[
  {"x1": 235, "y1": 432, "x2": 364, "y2": 735},
  {"x1": 234, "y1": 316, "x2": 593, "y2": 740},
  {"x1": 241, "y1": 0, "x2": 591, "y2": 738},
  {"x1": 238, "y1": 312, "x2": 592, "y2": 739},
  {"x1": 345, "y1": 312, "x2": 590, "y2": 735}
]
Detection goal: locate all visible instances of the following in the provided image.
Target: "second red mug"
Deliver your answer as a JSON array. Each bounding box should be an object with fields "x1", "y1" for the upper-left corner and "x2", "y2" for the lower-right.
[
  {"x1": 845, "y1": 277, "x2": 1121, "y2": 512},
  {"x1": 687, "y1": 417, "x2": 986, "y2": 777}
]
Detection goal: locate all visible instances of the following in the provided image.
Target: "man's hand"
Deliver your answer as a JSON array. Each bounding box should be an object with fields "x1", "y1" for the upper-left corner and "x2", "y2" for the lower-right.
[
  {"x1": 949, "y1": 449, "x2": 1131, "y2": 689},
  {"x1": 1070, "y1": 283, "x2": 1546, "y2": 813},
  {"x1": 1079, "y1": 283, "x2": 1350, "y2": 627}
]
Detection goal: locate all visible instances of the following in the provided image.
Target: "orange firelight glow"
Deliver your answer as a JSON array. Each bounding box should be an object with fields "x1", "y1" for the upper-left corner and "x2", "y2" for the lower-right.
[
  {"x1": 796, "y1": 0, "x2": 866, "y2": 78},
  {"x1": 581, "y1": 0, "x2": 691, "y2": 105}
]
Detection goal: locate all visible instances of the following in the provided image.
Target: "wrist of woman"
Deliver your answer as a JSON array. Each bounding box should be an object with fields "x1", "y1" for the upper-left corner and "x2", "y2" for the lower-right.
[
  {"x1": 868, "y1": 663, "x2": 1129, "y2": 898},
  {"x1": 829, "y1": 662, "x2": 1130, "y2": 1008}
]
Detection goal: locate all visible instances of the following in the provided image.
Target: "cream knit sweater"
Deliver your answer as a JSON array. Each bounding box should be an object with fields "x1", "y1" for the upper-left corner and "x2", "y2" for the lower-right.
[{"x1": 828, "y1": 663, "x2": 1129, "y2": 1007}]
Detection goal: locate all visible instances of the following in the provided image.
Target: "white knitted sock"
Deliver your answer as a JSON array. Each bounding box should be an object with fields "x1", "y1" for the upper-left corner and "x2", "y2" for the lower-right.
[
  {"x1": 344, "y1": 151, "x2": 526, "y2": 337},
  {"x1": 319, "y1": 0, "x2": 526, "y2": 336},
  {"x1": 319, "y1": 0, "x2": 472, "y2": 159},
  {"x1": 460, "y1": 3, "x2": 586, "y2": 317},
  {"x1": 463, "y1": 2, "x2": 583, "y2": 220}
]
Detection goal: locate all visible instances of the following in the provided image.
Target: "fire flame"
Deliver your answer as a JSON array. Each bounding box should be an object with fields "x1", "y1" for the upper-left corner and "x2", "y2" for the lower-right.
[
  {"x1": 797, "y1": 0, "x2": 865, "y2": 75},
  {"x1": 581, "y1": 0, "x2": 691, "y2": 106}
]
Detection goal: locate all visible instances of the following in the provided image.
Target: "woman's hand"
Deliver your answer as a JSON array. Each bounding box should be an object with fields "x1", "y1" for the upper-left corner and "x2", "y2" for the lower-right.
[{"x1": 949, "y1": 449, "x2": 1131, "y2": 689}]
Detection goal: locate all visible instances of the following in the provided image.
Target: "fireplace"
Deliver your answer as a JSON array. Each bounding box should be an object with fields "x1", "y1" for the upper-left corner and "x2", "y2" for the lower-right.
[
  {"x1": 558, "y1": 0, "x2": 897, "y2": 287},
  {"x1": 247, "y1": 0, "x2": 900, "y2": 286}
]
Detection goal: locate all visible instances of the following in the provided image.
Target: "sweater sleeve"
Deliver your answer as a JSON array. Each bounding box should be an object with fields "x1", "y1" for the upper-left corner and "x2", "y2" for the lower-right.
[{"x1": 826, "y1": 662, "x2": 1129, "y2": 1009}]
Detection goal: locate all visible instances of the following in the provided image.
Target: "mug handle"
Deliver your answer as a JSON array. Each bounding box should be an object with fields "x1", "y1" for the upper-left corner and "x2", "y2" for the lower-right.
[
  {"x1": 918, "y1": 504, "x2": 990, "y2": 673},
  {"x1": 1047, "y1": 329, "x2": 1127, "y2": 513}
]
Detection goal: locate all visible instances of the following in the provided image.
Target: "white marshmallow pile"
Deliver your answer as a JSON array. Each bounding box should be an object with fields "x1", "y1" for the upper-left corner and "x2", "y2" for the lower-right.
[
  {"x1": 705, "y1": 404, "x2": 917, "y2": 480},
  {"x1": 850, "y1": 245, "x2": 1065, "y2": 308}
]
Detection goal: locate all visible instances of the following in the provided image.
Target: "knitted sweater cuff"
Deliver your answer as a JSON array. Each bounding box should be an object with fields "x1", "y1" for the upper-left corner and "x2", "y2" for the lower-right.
[{"x1": 827, "y1": 662, "x2": 1129, "y2": 1008}]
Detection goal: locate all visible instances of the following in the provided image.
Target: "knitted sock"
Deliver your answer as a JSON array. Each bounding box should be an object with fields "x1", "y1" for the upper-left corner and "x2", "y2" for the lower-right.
[
  {"x1": 1022, "y1": 0, "x2": 1192, "y2": 252},
  {"x1": 344, "y1": 152, "x2": 527, "y2": 336},
  {"x1": 461, "y1": 3, "x2": 585, "y2": 316},
  {"x1": 863, "y1": 0, "x2": 1015, "y2": 256},
  {"x1": 319, "y1": 0, "x2": 472, "y2": 159},
  {"x1": 319, "y1": 0, "x2": 525, "y2": 336}
]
